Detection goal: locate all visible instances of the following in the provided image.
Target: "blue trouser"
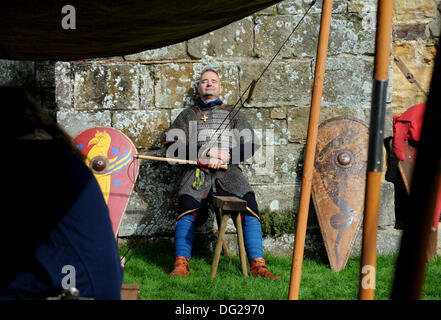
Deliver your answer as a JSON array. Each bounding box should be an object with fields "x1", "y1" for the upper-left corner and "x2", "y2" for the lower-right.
[{"x1": 174, "y1": 213, "x2": 264, "y2": 261}]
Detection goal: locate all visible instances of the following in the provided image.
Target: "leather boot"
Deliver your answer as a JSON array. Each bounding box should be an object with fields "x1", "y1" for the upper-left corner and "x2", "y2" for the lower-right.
[
  {"x1": 250, "y1": 258, "x2": 278, "y2": 279},
  {"x1": 169, "y1": 256, "x2": 190, "y2": 277}
]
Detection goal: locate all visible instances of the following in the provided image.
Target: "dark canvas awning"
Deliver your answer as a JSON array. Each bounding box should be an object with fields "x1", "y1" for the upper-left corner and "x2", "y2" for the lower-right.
[{"x1": 0, "y1": 0, "x2": 281, "y2": 61}]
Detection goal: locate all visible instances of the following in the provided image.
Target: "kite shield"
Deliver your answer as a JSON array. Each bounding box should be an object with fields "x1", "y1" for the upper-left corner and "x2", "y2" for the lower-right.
[
  {"x1": 312, "y1": 116, "x2": 369, "y2": 271},
  {"x1": 74, "y1": 127, "x2": 139, "y2": 236}
]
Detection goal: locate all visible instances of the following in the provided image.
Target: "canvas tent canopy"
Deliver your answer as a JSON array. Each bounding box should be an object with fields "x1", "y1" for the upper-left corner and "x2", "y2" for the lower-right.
[{"x1": 0, "y1": 0, "x2": 281, "y2": 60}]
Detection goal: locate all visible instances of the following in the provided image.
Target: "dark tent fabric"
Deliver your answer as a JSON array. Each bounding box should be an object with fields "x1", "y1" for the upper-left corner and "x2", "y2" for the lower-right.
[{"x1": 0, "y1": 0, "x2": 281, "y2": 61}]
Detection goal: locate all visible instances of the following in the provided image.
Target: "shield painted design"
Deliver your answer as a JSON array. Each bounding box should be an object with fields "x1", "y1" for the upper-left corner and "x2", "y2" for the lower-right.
[
  {"x1": 312, "y1": 116, "x2": 369, "y2": 271},
  {"x1": 74, "y1": 127, "x2": 139, "y2": 236}
]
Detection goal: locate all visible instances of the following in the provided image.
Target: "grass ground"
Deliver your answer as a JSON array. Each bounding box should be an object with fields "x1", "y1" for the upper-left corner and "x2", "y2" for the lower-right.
[{"x1": 120, "y1": 242, "x2": 440, "y2": 300}]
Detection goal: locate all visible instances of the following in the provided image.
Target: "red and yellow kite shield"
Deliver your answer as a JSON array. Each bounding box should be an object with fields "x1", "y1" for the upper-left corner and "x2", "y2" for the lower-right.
[{"x1": 74, "y1": 127, "x2": 139, "y2": 236}]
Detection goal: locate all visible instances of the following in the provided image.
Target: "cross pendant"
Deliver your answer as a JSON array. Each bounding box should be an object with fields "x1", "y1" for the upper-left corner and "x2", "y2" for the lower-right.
[{"x1": 201, "y1": 113, "x2": 208, "y2": 122}]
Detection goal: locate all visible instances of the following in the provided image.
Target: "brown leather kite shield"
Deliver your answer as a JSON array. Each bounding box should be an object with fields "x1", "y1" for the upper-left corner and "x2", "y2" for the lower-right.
[{"x1": 312, "y1": 116, "x2": 369, "y2": 271}]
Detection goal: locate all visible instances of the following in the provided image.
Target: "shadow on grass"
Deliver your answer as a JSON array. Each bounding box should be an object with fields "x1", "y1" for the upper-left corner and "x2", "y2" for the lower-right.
[{"x1": 120, "y1": 237, "x2": 226, "y2": 274}]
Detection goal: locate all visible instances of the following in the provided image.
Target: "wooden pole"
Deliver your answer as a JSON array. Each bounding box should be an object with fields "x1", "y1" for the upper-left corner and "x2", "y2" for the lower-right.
[
  {"x1": 287, "y1": 0, "x2": 333, "y2": 300},
  {"x1": 391, "y1": 47, "x2": 441, "y2": 300},
  {"x1": 358, "y1": 0, "x2": 393, "y2": 300},
  {"x1": 135, "y1": 154, "x2": 228, "y2": 170}
]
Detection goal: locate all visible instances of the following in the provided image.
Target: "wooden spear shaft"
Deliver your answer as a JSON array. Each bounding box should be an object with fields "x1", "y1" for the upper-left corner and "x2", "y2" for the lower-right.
[
  {"x1": 358, "y1": 0, "x2": 393, "y2": 300},
  {"x1": 135, "y1": 154, "x2": 228, "y2": 170},
  {"x1": 287, "y1": 0, "x2": 333, "y2": 300}
]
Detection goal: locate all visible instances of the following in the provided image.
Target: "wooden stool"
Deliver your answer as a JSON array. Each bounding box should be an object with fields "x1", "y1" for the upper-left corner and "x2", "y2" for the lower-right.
[
  {"x1": 121, "y1": 284, "x2": 140, "y2": 300},
  {"x1": 210, "y1": 195, "x2": 248, "y2": 278}
]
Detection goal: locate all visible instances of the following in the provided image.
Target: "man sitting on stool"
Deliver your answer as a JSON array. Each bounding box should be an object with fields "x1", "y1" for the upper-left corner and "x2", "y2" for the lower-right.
[{"x1": 165, "y1": 69, "x2": 278, "y2": 279}]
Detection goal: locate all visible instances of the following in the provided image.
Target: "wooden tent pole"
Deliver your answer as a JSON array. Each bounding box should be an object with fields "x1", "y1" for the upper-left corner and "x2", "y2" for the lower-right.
[
  {"x1": 287, "y1": 0, "x2": 333, "y2": 300},
  {"x1": 358, "y1": 0, "x2": 393, "y2": 300}
]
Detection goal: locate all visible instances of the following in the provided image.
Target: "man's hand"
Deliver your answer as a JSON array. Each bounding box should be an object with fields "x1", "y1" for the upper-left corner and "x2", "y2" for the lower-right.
[
  {"x1": 207, "y1": 157, "x2": 224, "y2": 170},
  {"x1": 207, "y1": 149, "x2": 230, "y2": 164}
]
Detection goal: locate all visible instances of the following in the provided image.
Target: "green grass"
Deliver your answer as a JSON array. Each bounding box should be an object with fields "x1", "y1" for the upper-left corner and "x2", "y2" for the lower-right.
[{"x1": 120, "y1": 242, "x2": 440, "y2": 300}]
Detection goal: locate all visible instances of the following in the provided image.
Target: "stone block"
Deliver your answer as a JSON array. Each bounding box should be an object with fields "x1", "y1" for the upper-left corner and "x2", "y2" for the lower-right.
[
  {"x1": 429, "y1": 18, "x2": 441, "y2": 38},
  {"x1": 153, "y1": 63, "x2": 197, "y2": 109},
  {"x1": 262, "y1": 234, "x2": 296, "y2": 257},
  {"x1": 287, "y1": 105, "x2": 368, "y2": 143},
  {"x1": 393, "y1": 0, "x2": 439, "y2": 24},
  {"x1": 124, "y1": 42, "x2": 189, "y2": 61},
  {"x1": 112, "y1": 110, "x2": 170, "y2": 149},
  {"x1": 348, "y1": 0, "x2": 377, "y2": 13},
  {"x1": 255, "y1": 12, "x2": 375, "y2": 59},
  {"x1": 139, "y1": 64, "x2": 156, "y2": 109},
  {"x1": 72, "y1": 63, "x2": 150, "y2": 111},
  {"x1": 270, "y1": 107, "x2": 287, "y2": 119},
  {"x1": 328, "y1": 13, "x2": 376, "y2": 56},
  {"x1": 353, "y1": 227, "x2": 403, "y2": 256},
  {"x1": 322, "y1": 56, "x2": 374, "y2": 109},
  {"x1": 384, "y1": 103, "x2": 394, "y2": 139},
  {"x1": 286, "y1": 106, "x2": 309, "y2": 143},
  {"x1": 277, "y1": 0, "x2": 347, "y2": 15},
  {"x1": 393, "y1": 24, "x2": 427, "y2": 40},
  {"x1": 391, "y1": 64, "x2": 433, "y2": 114},
  {"x1": 56, "y1": 109, "x2": 112, "y2": 138},
  {"x1": 255, "y1": 14, "x2": 317, "y2": 59},
  {"x1": 391, "y1": 60, "x2": 434, "y2": 92},
  {"x1": 242, "y1": 143, "x2": 303, "y2": 185},
  {"x1": 239, "y1": 108, "x2": 289, "y2": 145},
  {"x1": 188, "y1": 17, "x2": 254, "y2": 58},
  {"x1": 390, "y1": 41, "x2": 435, "y2": 114},
  {"x1": 0, "y1": 59, "x2": 34, "y2": 87},
  {"x1": 378, "y1": 181, "x2": 396, "y2": 228},
  {"x1": 36, "y1": 61, "x2": 55, "y2": 88},
  {"x1": 252, "y1": 184, "x2": 300, "y2": 212},
  {"x1": 239, "y1": 61, "x2": 312, "y2": 107},
  {"x1": 55, "y1": 62, "x2": 73, "y2": 110},
  {"x1": 392, "y1": 41, "x2": 437, "y2": 64}
]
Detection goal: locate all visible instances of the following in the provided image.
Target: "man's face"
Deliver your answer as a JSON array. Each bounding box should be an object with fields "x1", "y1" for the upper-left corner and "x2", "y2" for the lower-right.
[{"x1": 197, "y1": 71, "x2": 223, "y2": 102}]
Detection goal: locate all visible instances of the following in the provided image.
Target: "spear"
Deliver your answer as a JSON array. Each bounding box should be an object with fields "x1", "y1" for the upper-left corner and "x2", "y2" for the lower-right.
[
  {"x1": 358, "y1": 0, "x2": 393, "y2": 300},
  {"x1": 135, "y1": 154, "x2": 228, "y2": 170},
  {"x1": 287, "y1": 0, "x2": 333, "y2": 300}
]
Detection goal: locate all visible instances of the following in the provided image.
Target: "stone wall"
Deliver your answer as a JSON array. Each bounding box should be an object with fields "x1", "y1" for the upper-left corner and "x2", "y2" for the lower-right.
[
  {"x1": 391, "y1": 0, "x2": 440, "y2": 114},
  {"x1": 2, "y1": 0, "x2": 440, "y2": 256}
]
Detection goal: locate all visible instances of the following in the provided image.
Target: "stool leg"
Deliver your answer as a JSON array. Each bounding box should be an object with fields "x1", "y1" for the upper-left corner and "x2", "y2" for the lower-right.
[
  {"x1": 211, "y1": 212, "x2": 229, "y2": 278},
  {"x1": 215, "y1": 208, "x2": 230, "y2": 257},
  {"x1": 222, "y1": 240, "x2": 230, "y2": 257},
  {"x1": 235, "y1": 213, "x2": 248, "y2": 277}
]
